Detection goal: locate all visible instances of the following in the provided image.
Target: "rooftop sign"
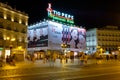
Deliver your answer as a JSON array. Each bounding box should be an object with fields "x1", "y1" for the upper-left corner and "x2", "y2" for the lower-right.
[{"x1": 47, "y1": 3, "x2": 74, "y2": 24}]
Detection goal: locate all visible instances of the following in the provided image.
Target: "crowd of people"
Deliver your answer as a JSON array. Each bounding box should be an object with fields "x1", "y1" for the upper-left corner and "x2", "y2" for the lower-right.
[
  {"x1": 1, "y1": 52, "x2": 119, "y2": 67},
  {"x1": 26, "y1": 52, "x2": 89, "y2": 66},
  {"x1": 0, "y1": 54, "x2": 16, "y2": 67},
  {"x1": 6, "y1": 54, "x2": 16, "y2": 66},
  {"x1": 26, "y1": 51, "x2": 120, "y2": 66}
]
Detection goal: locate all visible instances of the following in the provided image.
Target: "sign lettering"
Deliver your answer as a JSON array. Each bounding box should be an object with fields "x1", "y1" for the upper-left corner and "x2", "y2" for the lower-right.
[{"x1": 47, "y1": 3, "x2": 74, "y2": 24}]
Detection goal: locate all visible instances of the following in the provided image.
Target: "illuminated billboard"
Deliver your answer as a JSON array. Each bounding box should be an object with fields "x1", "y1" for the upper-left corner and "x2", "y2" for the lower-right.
[{"x1": 47, "y1": 3, "x2": 74, "y2": 24}]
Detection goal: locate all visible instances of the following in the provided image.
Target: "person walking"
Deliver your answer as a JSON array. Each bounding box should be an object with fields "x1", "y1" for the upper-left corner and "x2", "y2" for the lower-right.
[
  {"x1": 65, "y1": 55, "x2": 68, "y2": 63},
  {"x1": 84, "y1": 53, "x2": 88, "y2": 64},
  {"x1": 0, "y1": 57, "x2": 3, "y2": 67},
  {"x1": 106, "y1": 55, "x2": 110, "y2": 61},
  {"x1": 31, "y1": 54, "x2": 35, "y2": 63},
  {"x1": 79, "y1": 53, "x2": 85, "y2": 66},
  {"x1": 60, "y1": 55, "x2": 63, "y2": 63}
]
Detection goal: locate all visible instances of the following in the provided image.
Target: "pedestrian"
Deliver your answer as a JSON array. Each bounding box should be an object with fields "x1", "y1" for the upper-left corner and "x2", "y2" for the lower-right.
[
  {"x1": 79, "y1": 53, "x2": 85, "y2": 66},
  {"x1": 70, "y1": 55, "x2": 74, "y2": 63},
  {"x1": 6, "y1": 55, "x2": 10, "y2": 64},
  {"x1": 65, "y1": 56, "x2": 68, "y2": 63},
  {"x1": 31, "y1": 54, "x2": 35, "y2": 63},
  {"x1": 60, "y1": 55, "x2": 63, "y2": 63},
  {"x1": 0, "y1": 57, "x2": 3, "y2": 67},
  {"x1": 12, "y1": 54, "x2": 16, "y2": 65},
  {"x1": 9, "y1": 54, "x2": 16, "y2": 66},
  {"x1": 43, "y1": 55, "x2": 46, "y2": 63},
  {"x1": 26, "y1": 54, "x2": 31, "y2": 61},
  {"x1": 114, "y1": 54, "x2": 117, "y2": 60},
  {"x1": 84, "y1": 53, "x2": 88, "y2": 64},
  {"x1": 49, "y1": 55, "x2": 54, "y2": 67},
  {"x1": 106, "y1": 55, "x2": 109, "y2": 61}
]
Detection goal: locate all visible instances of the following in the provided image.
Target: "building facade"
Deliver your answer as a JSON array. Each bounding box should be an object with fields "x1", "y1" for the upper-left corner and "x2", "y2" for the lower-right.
[
  {"x1": 0, "y1": 2, "x2": 28, "y2": 61},
  {"x1": 86, "y1": 26, "x2": 120, "y2": 54},
  {"x1": 28, "y1": 20, "x2": 86, "y2": 59}
]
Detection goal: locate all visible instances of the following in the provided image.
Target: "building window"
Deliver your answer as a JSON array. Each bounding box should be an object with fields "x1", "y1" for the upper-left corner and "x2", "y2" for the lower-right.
[
  {"x1": 22, "y1": 19, "x2": 26, "y2": 25},
  {"x1": 7, "y1": 14, "x2": 11, "y2": 20},
  {"x1": 0, "y1": 31, "x2": 3, "y2": 39},
  {"x1": 22, "y1": 37, "x2": 25, "y2": 43},
  {"x1": 92, "y1": 34, "x2": 94, "y2": 36},
  {"x1": 87, "y1": 34, "x2": 90, "y2": 37},
  {"x1": 109, "y1": 34, "x2": 111, "y2": 36},
  {"x1": 98, "y1": 33, "x2": 100, "y2": 36},
  {"x1": 102, "y1": 39, "x2": 104, "y2": 41},
  {"x1": 14, "y1": 28, "x2": 19, "y2": 32},
  {"x1": 0, "y1": 11, "x2": 3, "y2": 18},
  {"x1": 14, "y1": 16, "x2": 18, "y2": 23},
  {"x1": 21, "y1": 28, "x2": 26, "y2": 33},
  {"x1": 0, "y1": 22, "x2": 4, "y2": 28},
  {"x1": 19, "y1": 19, "x2": 22, "y2": 24},
  {"x1": 6, "y1": 25, "x2": 11, "y2": 30},
  {"x1": 98, "y1": 38, "x2": 101, "y2": 41}
]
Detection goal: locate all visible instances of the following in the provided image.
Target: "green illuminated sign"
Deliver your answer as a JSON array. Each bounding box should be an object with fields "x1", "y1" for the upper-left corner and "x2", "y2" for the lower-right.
[
  {"x1": 0, "y1": 48, "x2": 3, "y2": 50},
  {"x1": 47, "y1": 3, "x2": 74, "y2": 24},
  {"x1": 48, "y1": 14, "x2": 74, "y2": 24}
]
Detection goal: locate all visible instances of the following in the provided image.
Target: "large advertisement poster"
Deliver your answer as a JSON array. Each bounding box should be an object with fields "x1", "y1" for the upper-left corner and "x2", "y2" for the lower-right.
[
  {"x1": 28, "y1": 25, "x2": 48, "y2": 48},
  {"x1": 48, "y1": 21, "x2": 63, "y2": 50},
  {"x1": 48, "y1": 21, "x2": 86, "y2": 51},
  {"x1": 28, "y1": 21, "x2": 86, "y2": 51}
]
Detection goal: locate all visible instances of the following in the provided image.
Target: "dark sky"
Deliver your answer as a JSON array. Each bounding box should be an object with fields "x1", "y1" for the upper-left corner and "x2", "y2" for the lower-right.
[{"x1": 0, "y1": 0, "x2": 120, "y2": 29}]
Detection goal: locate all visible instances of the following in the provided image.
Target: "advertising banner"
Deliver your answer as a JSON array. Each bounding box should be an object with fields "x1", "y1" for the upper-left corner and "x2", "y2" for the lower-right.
[
  {"x1": 28, "y1": 25, "x2": 48, "y2": 48},
  {"x1": 28, "y1": 21, "x2": 86, "y2": 51},
  {"x1": 48, "y1": 21, "x2": 63, "y2": 50},
  {"x1": 48, "y1": 21, "x2": 86, "y2": 51}
]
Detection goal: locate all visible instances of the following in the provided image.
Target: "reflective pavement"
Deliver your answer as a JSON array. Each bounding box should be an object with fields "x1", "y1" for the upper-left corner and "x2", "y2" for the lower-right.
[{"x1": 0, "y1": 59, "x2": 120, "y2": 80}]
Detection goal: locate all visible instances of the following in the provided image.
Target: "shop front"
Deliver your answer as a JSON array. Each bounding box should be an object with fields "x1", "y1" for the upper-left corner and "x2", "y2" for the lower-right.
[{"x1": 11, "y1": 46, "x2": 26, "y2": 61}]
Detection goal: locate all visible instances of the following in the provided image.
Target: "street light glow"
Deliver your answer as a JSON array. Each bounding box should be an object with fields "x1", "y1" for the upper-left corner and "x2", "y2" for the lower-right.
[
  {"x1": 11, "y1": 38, "x2": 16, "y2": 41},
  {"x1": 6, "y1": 37, "x2": 10, "y2": 40}
]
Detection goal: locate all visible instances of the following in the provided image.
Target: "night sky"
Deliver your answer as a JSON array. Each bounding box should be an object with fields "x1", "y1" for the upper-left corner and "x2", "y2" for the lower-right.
[{"x1": 0, "y1": 0, "x2": 120, "y2": 29}]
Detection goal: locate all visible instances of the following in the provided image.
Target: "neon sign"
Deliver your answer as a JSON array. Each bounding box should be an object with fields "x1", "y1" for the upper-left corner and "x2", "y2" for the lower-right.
[{"x1": 47, "y1": 3, "x2": 74, "y2": 24}]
